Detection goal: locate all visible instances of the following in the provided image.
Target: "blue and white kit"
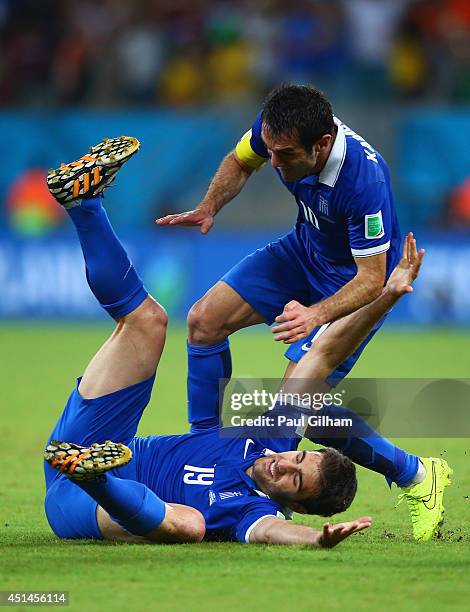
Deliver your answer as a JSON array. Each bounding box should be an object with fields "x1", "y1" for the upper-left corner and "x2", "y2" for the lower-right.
[
  {"x1": 44, "y1": 376, "x2": 300, "y2": 543},
  {"x1": 226, "y1": 112, "x2": 401, "y2": 377}
]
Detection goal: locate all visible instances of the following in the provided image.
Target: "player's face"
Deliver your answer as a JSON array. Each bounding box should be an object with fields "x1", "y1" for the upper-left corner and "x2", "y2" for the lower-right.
[
  {"x1": 250, "y1": 450, "x2": 323, "y2": 512},
  {"x1": 261, "y1": 125, "x2": 321, "y2": 182}
]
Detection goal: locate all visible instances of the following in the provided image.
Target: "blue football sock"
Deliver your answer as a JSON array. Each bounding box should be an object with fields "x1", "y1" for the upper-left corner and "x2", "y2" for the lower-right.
[
  {"x1": 67, "y1": 195, "x2": 148, "y2": 318},
  {"x1": 76, "y1": 474, "x2": 166, "y2": 536},
  {"x1": 307, "y1": 403, "x2": 419, "y2": 488},
  {"x1": 187, "y1": 340, "x2": 232, "y2": 431}
]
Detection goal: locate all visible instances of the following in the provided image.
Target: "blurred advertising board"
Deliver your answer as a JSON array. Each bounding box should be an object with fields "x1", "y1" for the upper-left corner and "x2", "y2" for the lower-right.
[{"x1": 0, "y1": 231, "x2": 469, "y2": 325}]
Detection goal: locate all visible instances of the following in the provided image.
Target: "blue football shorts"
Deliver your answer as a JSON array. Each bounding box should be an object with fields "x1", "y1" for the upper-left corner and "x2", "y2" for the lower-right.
[
  {"x1": 44, "y1": 375, "x2": 155, "y2": 539},
  {"x1": 222, "y1": 229, "x2": 386, "y2": 383}
]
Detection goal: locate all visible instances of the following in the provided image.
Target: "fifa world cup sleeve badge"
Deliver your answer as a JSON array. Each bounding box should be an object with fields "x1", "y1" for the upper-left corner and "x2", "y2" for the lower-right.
[{"x1": 365, "y1": 211, "x2": 384, "y2": 239}]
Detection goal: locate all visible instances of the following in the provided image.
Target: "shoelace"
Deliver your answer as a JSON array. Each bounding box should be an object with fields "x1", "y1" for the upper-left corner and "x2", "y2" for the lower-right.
[{"x1": 51, "y1": 450, "x2": 92, "y2": 475}]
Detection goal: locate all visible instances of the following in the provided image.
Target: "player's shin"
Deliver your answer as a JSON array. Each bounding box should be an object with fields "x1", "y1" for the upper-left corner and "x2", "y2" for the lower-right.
[
  {"x1": 76, "y1": 475, "x2": 166, "y2": 536},
  {"x1": 67, "y1": 195, "x2": 148, "y2": 318},
  {"x1": 187, "y1": 340, "x2": 232, "y2": 430}
]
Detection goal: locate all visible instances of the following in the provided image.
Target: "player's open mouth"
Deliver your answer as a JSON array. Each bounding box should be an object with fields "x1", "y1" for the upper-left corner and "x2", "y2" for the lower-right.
[{"x1": 266, "y1": 459, "x2": 276, "y2": 480}]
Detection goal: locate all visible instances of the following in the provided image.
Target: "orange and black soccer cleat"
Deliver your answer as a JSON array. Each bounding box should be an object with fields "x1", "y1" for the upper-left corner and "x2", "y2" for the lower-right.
[
  {"x1": 44, "y1": 440, "x2": 133, "y2": 481},
  {"x1": 46, "y1": 136, "x2": 140, "y2": 208}
]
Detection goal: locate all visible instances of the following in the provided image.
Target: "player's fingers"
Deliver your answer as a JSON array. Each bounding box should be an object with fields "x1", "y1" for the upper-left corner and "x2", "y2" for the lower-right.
[
  {"x1": 200, "y1": 219, "x2": 213, "y2": 234},
  {"x1": 274, "y1": 311, "x2": 297, "y2": 323},
  {"x1": 410, "y1": 238, "x2": 417, "y2": 262},
  {"x1": 276, "y1": 327, "x2": 307, "y2": 342},
  {"x1": 274, "y1": 328, "x2": 305, "y2": 342},
  {"x1": 356, "y1": 516, "x2": 373, "y2": 524},
  {"x1": 169, "y1": 216, "x2": 196, "y2": 225},
  {"x1": 272, "y1": 320, "x2": 299, "y2": 333},
  {"x1": 155, "y1": 214, "x2": 179, "y2": 224},
  {"x1": 401, "y1": 233, "x2": 410, "y2": 260},
  {"x1": 411, "y1": 248, "x2": 425, "y2": 280},
  {"x1": 284, "y1": 300, "x2": 300, "y2": 310},
  {"x1": 353, "y1": 522, "x2": 371, "y2": 533},
  {"x1": 331, "y1": 524, "x2": 348, "y2": 536},
  {"x1": 408, "y1": 233, "x2": 415, "y2": 261},
  {"x1": 283, "y1": 328, "x2": 310, "y2": 343}
]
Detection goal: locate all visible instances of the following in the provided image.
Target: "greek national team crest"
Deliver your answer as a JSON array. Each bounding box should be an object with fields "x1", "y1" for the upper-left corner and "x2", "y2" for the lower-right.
[
  {"x1": 365, "y1": 211, "x2": 384, "y2": 239},
  {"x1": 318, "y1": 194, "x2": 329, "y2": 216}
]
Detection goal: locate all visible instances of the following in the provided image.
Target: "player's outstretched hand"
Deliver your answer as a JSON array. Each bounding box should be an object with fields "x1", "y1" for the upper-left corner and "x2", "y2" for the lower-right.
[
  {"x1": 156, "y1": 209, "x2": 214, "y2": 234},
  {"x1": 319, "y1": 516, "x2": 372, "y2": 548},
  {"x1": 386, "y1": 232, "x2": 425, "y2": 297}
]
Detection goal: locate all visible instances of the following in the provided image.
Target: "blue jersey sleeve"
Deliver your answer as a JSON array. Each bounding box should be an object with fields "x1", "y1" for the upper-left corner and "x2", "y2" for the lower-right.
[
  {"x1": 235, "y1": 499, "x2": 285, "y2": 543},
  {"x1": 208, "y1": 496, "x2": 284, "y2": 543},
  {"x1": 249, "y1": 112, "x2": 269, "y2": 158},
  {"x1": 347, "y1": 181, "x2": 392, "y2": 258}
]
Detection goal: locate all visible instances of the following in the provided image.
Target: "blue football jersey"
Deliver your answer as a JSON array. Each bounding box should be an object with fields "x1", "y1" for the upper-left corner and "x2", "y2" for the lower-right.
[
  {"x1": 235, "y1": 112, "x2": 401, "y2": 279},
  {"x1": 128, "y1": 428, "x2": 300, "y2": 543}
]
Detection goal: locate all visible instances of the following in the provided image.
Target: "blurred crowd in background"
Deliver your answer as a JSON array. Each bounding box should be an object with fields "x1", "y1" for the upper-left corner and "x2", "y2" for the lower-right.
[
  {"x1": 1, "y1": 0, "x2": 470, "y2": 238},
  {"x1": 1, "y1": 0, "x2": 470, "y2": 108},
  {"x1": 1, "y1": 0, "x2": 470, "y2": 321}
]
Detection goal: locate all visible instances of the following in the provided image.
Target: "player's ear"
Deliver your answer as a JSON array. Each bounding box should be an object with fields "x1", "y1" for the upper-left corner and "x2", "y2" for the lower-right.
[{"x1": 318, "y1": 134, "x2": 332, "y2": 150}]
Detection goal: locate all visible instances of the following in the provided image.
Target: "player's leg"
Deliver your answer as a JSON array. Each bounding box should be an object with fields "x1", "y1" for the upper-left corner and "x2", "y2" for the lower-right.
[
  {"x1": 44, "y1": 140, "x2": 202, "y2": 543},
  {"x1": 283, "y1": 236, "x2": 451, "y2": 540},
  {"x1": 45, "y1": 442, "x2": 205, "y2": 543},
  {"x1": 97, "y1": 504, "x2": 205, "y2": 544},
  {"x1": 186, "y1": 281, "x2": 263, "y2": 431},
  {"x1": 57, "y1": 156, "x2": 167, "y2": 395},
  {"x1": 45, "y1": 137, "x2": 165, "y2": 459},
  {"x1": 186, "y1": 231, "x2": 311, "y2": 431}
]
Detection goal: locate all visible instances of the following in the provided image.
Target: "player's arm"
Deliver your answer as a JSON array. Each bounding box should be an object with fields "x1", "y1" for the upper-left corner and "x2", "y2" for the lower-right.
[
  {"x1": 156, "y1": 153, "x2": 253, "y2": 234},
  {"x1": 156, "y1": 118, "x2": 268, "y2": 234},
  {"x1": 273, "y1": 181, "x2": 393, "y2": 344},
  {"x1": 287, "y1": 233, "x2": 424, "y2": 382},
  {"x1": 249, "y1": 515, "x2": 372, "y2": 547},
  {"x1": 273, "y1": 252, "x2": 386, "y2": 344}
]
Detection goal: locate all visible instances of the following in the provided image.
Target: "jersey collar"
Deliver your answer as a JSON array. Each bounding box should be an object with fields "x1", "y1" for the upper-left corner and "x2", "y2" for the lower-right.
[{"x1": 301, "y1": 117, "x2": 346, "y2": 188}]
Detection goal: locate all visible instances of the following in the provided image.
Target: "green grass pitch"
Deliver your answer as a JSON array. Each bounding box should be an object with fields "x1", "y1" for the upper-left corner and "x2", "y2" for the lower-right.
[{"x1": 1, "y1": 325, "x2": 469, "y2": 611}]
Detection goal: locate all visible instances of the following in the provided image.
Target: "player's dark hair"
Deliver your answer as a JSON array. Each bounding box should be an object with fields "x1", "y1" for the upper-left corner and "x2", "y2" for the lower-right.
[
  {"x1": 261, "y1": 84, "x2": 335, "y2": 153},
  {"x1": 303, "y1": 448, "x2": 357, "y2": 517}
]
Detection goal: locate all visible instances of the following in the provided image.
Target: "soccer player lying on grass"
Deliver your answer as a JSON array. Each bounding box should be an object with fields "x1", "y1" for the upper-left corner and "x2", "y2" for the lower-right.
[
  {"x1": 43, "y1": 138, "x2": 445, "y2": 546},
  {"x1": 44, "y1": 137, "x2": 364, "y2": 546}
]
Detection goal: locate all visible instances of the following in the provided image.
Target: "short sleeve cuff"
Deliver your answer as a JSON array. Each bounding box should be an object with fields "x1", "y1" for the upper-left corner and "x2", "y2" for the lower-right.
[
  {"x1": 244, "y1": 514, "x2": 278, "y2": 543},
  {"x1": 351, "y1": 241, "x2": 390, "y2": 257}
]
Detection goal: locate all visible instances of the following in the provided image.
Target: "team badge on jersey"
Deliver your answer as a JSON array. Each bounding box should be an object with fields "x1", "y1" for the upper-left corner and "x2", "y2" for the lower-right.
[
  {"x1": 318, "y1": 194, "x2": 330, "y2": 216},
  {"x1": 365, "y1": 211, "x2": 384, "y2": 239}
]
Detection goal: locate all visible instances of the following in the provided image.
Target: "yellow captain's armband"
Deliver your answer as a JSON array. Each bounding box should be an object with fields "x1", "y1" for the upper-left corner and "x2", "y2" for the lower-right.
[{"x1": 235, "y1": 129, "x2": 267, "y2": 171}]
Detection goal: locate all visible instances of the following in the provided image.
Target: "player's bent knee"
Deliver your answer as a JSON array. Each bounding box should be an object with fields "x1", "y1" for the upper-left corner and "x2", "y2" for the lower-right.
[
  {"x1": 182, "y1": 508, "x2": 206, "y2": 543},
  {"x1": 146, "y1": 504, "x2": 205, "y2": 543},
  {"x1": 187, "y1": 299, "x2": 227, "y2": 344},
  {"x1": 124, "y1": 296, "x2": 168, "y2": 339}
]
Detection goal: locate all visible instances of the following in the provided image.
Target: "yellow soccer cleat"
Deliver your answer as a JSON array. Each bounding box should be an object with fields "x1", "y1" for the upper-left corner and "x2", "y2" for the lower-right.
[
  {"x1": 44, "y1": 440, "x2": 132, "y2": 481},
  {"x1": 47, "y1": 136, "x2": 140, "y2": 208},
  {"x1": 397, "y1": 457, "x2": 453, "y2": 542}
]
